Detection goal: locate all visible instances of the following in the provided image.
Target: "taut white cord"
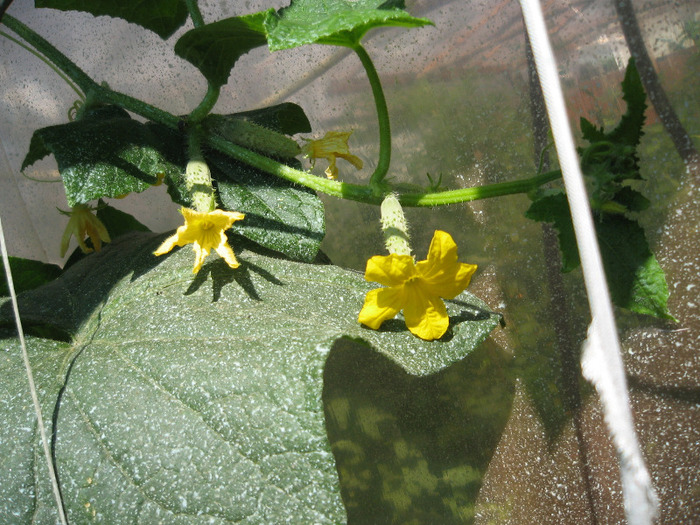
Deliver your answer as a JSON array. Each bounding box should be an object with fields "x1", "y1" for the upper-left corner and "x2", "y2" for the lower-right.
[
  {"x1": 518, "y1": 0, "x2": 658, "y2": 523},
  {"x1": 0, "y1": 216, "x2": 67, "y2": 524}
]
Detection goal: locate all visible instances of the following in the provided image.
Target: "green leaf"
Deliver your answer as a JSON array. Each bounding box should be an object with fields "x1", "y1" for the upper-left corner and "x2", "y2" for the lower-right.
[
  {"x1": 22, "y1": 106, "x2": 182, "y2": 206},
  {"x1": 525, "y1": 194, "x2": 675, "y2": 320},
  {"x1": 579, "y1": 59, "x2": 646, "y2": 148},
  {"x1": 0, "y1": 257, "x2": 61, "y2": 297},
  {"x1": 0, "y1": 330, "x2": 73, "y2": 522},
  {"x1": 211, "y1": 152, "x2": 325, "y2": 263},
  {"x1": 597, "y1": 215, "x2": 676, "y2": 321},
  {"x1": 143, "y1": 122, "x2": 191, "y2": 208},
  {"x1": 264, "y1": 0, "x2": 433, "y2": 51},
  {"x1": 525, "y1": 192, "x2": 579, "y2": 272},
  {"x1": 174, "y1": 11, "x2": 271, "y2": 88},
  {"x1": 0, "y1": 231, "x2": 500, "y2": 523},
  {"x1": 35, "y1": 0, "x2": 188, "y2": 39},
  {"x1": 609, "y1": 58, "x2": 647, "y2": 147},
  {"x1": 96, "y1": 199, "x2": 151, "y2": 237}
]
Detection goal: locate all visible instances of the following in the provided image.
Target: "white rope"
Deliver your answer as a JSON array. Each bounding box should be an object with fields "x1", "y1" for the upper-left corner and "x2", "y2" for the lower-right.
[
  {"x1": 518, "y1": 0, "x2": 658, "y2": 523},
  {"x1": 0, "y1": 215, "x2": 67, "y2": 524}
]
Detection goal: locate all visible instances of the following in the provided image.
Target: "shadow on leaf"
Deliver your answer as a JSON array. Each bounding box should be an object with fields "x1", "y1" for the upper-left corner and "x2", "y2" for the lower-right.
[{"x1": 323, "y1": 336, "x2": 515, "y2": 524}]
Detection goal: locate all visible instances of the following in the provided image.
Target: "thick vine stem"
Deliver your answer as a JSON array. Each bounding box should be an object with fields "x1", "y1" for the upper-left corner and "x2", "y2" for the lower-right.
[
  {"x1": 188, "y1": 84, "x2": 220, "y2": 123},
  {"x1": 352, "y1": 44, "x2": 391, "y2": 190}
]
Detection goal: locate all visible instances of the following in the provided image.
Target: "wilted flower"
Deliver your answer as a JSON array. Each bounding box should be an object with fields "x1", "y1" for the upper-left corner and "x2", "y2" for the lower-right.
[
  {"x1": 302, "y1": 130, "x2": 363, "y2": 179},
  {"x1": 60, "y1": 204, "x2": 110, "y2": 257}
]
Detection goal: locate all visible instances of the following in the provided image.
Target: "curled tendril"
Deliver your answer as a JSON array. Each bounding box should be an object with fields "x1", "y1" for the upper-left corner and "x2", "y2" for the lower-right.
[{"x1": 67, "y1": 99, "x2": 83, "y2": 121}]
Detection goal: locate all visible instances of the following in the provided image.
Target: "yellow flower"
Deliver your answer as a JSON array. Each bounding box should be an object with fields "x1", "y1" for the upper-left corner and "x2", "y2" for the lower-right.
[
  {"x1": 358, "y1": 230, "x2": 477, "y2": 340},
  {"x1": 60, "y1": 204, "x2": 111, "y2": 257},
  {"x1": 302, "y1": 130, "x2": 363, "y2": 179},
  {"x1": 154, "y1": 208, "x2": 245, "y2": 273}
]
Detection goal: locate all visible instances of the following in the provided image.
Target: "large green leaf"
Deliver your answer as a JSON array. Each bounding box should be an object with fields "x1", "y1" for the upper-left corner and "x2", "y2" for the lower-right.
[
  {"x1": 525, "y1": 59, "x2": 673, "y2": 320},
  {"x1": 22, "y1": 106, "x2": 182, "y2": 206},
  {"x1": 174, "y1": 11, "x2": 271, "y2": 88},
  {"x1": 0, "y1": 257, "x2": 61, "y2": 297},
  {"x1": 0, "y1": 232, "x2": 499, "y2": 523},
  {"x1": 210, "y1": 152, "x2": 325, "y2": 263},
  {"x1": 264, "y1": 0, "x2": 433, "y2": 51},
  {"x1": 0, "y1": 331, "x2": 73, "y2": 523},
  {"x1": 35, "y1": 0, "x2": 188, "y2": 39}
]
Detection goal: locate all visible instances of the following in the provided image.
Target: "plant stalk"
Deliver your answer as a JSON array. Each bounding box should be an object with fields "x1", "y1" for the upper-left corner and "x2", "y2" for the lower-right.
[
  {"x1": 3, "y1": 14, "x2": 562, "y2": 208},
  {"x1": 185, "y1": 0, "x2": 205, "y2": 28},
  {"x1": 352, "y1": 44, "x2": 391, "y2": 190}
]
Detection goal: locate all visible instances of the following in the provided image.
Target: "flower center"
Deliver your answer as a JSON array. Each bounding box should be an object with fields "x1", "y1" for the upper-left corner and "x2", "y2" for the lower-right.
[{"x1": 405, "y1": 275, "x2": 421, "y2": 287}]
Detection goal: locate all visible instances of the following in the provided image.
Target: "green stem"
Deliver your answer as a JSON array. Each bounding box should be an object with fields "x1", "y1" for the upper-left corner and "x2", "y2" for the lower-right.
[
  {"x1": 2, "y1": 15, "x2": 98, "y2": 95},
  {"x1": 3, "y1": 14, "x2": 562, "y2": 208},
  {"x1": 0, "y1": 30, "x2": 84, "y2": 99},
  {"x1": 188, "y1": 84, "x2": 220, "y2": 123},
  {"x1": 398, "y1": 170, "x2": 561, "y2": 206},
  {"x1": 207, "y1": 134, "x2": 378, "y2": 203},
  {"x1": 352, "y1": 44, "x2": 391, "y2": 190},
  {"x1": 185, "y1": 0, "x2": 205, "y2": 28},
  {"x1": 208, "y1": 134, "x2": 561, "y2": 207},
  {"x1": 99, "y1": 87, "x2": 181, "y2": 128}
]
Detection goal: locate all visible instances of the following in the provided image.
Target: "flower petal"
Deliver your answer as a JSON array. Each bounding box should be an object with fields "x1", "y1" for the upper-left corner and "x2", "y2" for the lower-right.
[
  {"x1": 153, "y1": 232, "x2": 181, "y2": 256},
  {"x1": 336, "y1": 152, "x2": 363, "y2": 170},
  {"x1": 364, "y1": 253, "x2": 416, "y2": 287},
  {"x1": 358, "y1": 287, "x2": 403, "y2": 330},
  {"x1": 403, "y1": 284, "x2": 449, "y2": 340},
  {"x1": 60, "y1": 216, "x2": 76, "y2": 257},
  {"x1": 192, "y1": 243, "x2": 209, "y2": 274},
  {"x1": 416, "y1": 230, "x2": 459, "y2": 276},
  {"x1": 215, "y1": 237, "x2": 240, "y2": 269},
  {"x1": 154, "y1": 208, "x2": 245, "y2": 273},
  {"x1": 416, "y1": 230, "x2": 477, "y2": 298}
]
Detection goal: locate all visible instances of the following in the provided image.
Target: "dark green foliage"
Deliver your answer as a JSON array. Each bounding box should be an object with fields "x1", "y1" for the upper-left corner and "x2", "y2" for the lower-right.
[
  {"x1": 174, "y1": 12, "x2": 271, "y2": 88},
  {"x1": 35, "y1": 0, "x2": 188, "y2": 39},
  {"x1": 210, "y1": 152, "x2": 325, "y2": 263},
  {"x1": 525, "y1": 59, "x2": 675, "y2": 320},
  {"x1": 22, "y1": 105, "x2": 181, "y2": 206},
  {"x1": 0, "y1": 257, "x2": 61, "y2": 297}
]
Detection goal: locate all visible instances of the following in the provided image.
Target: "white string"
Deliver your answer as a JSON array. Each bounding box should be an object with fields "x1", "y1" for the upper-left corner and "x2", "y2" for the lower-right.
[
  {"x1": 0, "y1": 215, "x2": 67, "y2": 524},
  {"x1": 518, "y1": 0, "x2": 658, "y2": 523}
]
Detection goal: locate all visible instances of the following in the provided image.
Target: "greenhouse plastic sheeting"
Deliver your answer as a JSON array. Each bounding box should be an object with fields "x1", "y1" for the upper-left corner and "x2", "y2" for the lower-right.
[{"x1": 1, "y1": 0, "x2": 698, "y2": 523}]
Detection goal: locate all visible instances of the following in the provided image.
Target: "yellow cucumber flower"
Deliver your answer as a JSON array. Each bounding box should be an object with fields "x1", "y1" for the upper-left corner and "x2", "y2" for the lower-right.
[
  {"x1": 302, "y1": 130, "x2": 363, "y2": 179},
  {"x1": 358, "y1": 230, "x2": 477, "y2": 341},
  {"x1": 154, "y1": 207, "x2": 245, "y2": 273},
  {"x1": 60, "y1": 204, "x2": 110, "y2": 257}
]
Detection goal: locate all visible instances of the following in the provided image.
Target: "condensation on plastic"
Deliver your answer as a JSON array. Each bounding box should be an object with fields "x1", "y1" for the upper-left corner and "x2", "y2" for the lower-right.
[{"x1": 1, "y1": 0, "x2": 699, "y2": 523}]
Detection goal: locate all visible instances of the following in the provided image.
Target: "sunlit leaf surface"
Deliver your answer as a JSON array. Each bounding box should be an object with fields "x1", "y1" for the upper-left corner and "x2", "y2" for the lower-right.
[{"x1": 0, "y1": 232, "x2": 499, "y2": 523}]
